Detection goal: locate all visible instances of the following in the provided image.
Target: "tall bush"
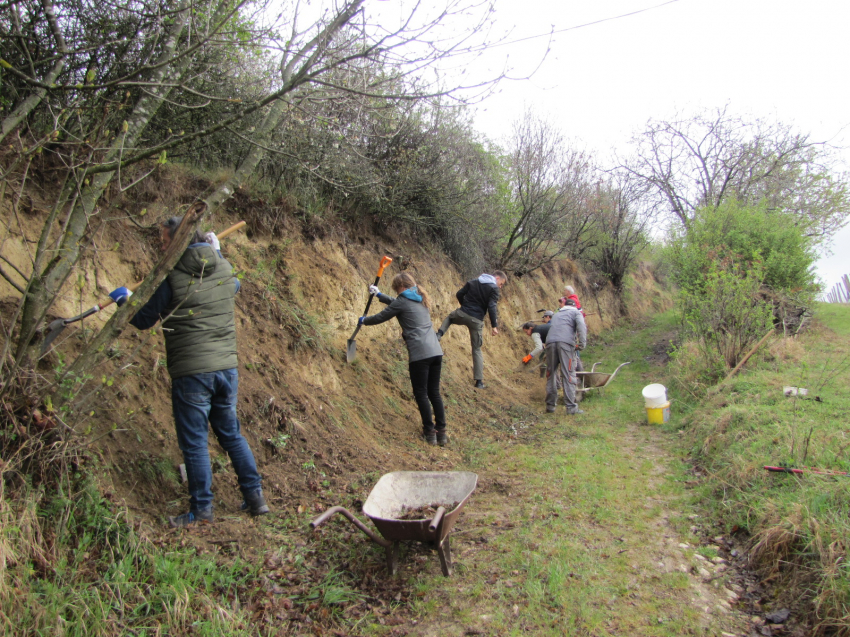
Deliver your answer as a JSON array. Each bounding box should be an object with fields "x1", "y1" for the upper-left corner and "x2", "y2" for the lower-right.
[
  {"x1": 680, "y1": 261, "x2": 774, "y2": 371},
  {"x1": 668, "y1": 200, "x2": 817, "y2": 295}
]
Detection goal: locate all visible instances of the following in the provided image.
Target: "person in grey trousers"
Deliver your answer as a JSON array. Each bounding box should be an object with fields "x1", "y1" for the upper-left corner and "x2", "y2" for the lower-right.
[
  {"x1": 360, "y1": 272, "x2": 448, "y2": 446},
  {"x1": 436, "y1": 271, "x2": 507, "y2": 389},
  {"x1": 545, "y1": 297, "x2": 588, "y2": 415}
]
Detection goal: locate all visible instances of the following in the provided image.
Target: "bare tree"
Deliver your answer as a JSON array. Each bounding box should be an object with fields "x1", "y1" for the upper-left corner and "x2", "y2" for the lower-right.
[
  {"x1": 620, "y1": 106, "x2": 850, "y2": 240},
  {"x1": 0, "y1": 0, "x2": 508, "y2": 381},
  {"x1": 498, "y1": 111, "x2": 597, "y2": 275},
  {"x1": 586, "y1": 173, "x2": 653, "y2": 300}
]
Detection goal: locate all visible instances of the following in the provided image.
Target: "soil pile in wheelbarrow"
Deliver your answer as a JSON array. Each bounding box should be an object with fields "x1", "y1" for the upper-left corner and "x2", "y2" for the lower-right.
[
  {"x1": 311, "y1": 471, "x2": 477, "y2": 576},
  {"x1": 397, "y1": 502, "x2": 461, "y2": 520}
]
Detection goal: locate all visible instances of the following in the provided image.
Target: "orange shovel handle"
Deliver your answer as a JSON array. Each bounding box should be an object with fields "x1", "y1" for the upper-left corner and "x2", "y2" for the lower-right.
[{"x1": 376, "y1": 255, "x2": 393, "y2": 278}]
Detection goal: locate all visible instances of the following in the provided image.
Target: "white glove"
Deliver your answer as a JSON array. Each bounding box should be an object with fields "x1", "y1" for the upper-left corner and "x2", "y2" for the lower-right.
[
  {"x1": 369, "y1": 284, "x2": 380, "y2": 296},
  {"x1": 205, "y1": 232, "x2": 220, "y2": 250}
]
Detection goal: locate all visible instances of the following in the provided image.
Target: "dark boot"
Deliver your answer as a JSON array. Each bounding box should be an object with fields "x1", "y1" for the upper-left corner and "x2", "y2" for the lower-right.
[
  {"x1": 241, "y1": 490, "x2": 270, "y2": 517},
  {"x1": 422, "y1": 431, "x2": 437, "y2": 445},
  {"x1": 474, "y1": 380, "x2": 485, "y2": 389},
  {"x1": 168, "y1": 507, "x2": 213, "y2": 528},
  {"x1": 436, "y1": 430, "x2": 449, "y2": 447}
]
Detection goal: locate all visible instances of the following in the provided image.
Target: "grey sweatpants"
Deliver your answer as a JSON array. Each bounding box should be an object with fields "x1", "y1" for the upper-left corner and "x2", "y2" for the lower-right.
[
  {"x1": 439, "y1": 308, "x2": 485, "y2": 381},
  {"x1": 545, "y1": 341, "x2": 579, "y2": 413}
]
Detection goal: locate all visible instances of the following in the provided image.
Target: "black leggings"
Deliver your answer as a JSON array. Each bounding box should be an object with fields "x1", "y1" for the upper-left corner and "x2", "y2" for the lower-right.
[{"x1": 408, "y1": 355, "x2": 446, "y2": 434}]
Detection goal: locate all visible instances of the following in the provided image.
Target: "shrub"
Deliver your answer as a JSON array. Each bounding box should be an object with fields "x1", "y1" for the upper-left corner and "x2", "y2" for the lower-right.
[
  {"x1": 668, "y1": 199, "x2": 818, "y2": 295},
  {"x1": 680, "y1": 261, "x2": 774, "y2": 369}
]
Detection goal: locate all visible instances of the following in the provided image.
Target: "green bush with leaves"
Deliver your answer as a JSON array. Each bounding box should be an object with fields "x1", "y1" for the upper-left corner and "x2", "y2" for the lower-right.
[
  {"x1": 668, "y1": 200, "x2": 818, "y2": 295},
  {"x1": 680, "y1": 261, "x2": 774, "y2": 370}
]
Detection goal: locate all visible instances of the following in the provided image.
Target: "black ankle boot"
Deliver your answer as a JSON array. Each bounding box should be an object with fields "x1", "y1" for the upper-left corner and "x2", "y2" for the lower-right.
[{"x1": 241, "y1": 490, "x2": 270, "y2": 516}]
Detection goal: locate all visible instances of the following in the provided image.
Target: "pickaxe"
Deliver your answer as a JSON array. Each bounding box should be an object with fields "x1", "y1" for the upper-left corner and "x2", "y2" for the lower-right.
[{"x1": 40, "y1": 220, "x2": 246, "y2": 355}]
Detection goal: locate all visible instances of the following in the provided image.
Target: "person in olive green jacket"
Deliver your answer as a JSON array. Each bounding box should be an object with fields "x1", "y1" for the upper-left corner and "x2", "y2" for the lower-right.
[{"x1": 110, "y1": 217, "x2": 267, "y2": 528}]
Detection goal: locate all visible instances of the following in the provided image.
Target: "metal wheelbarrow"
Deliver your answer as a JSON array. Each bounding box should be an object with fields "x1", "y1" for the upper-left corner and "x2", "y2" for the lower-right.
[
  {"x1": 311, "y1": 471, "x2": 477, "y2": 577},
  {"x1": 576, "y1": 361, "x2": 631, "y2": 398}
]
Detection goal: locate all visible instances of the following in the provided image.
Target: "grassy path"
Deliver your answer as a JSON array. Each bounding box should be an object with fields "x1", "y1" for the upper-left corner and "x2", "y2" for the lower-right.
[{"x1": 397, "y1": 313, "x2": 749, "y2": 637}]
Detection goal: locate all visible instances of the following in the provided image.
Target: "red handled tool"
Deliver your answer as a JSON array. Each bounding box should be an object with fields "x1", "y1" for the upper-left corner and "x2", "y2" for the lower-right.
[{"x1": 346, "y1": 255, "x2": 392, "y2": 363}]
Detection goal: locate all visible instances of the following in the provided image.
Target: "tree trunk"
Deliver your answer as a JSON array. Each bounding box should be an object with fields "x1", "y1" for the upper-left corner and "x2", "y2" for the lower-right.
[
  {"x1": 14, "y1": 1, "x2": 192, "y2": 363},
  {"x1": 0, "y1": 0, "x2": 67, "y2": 144}
]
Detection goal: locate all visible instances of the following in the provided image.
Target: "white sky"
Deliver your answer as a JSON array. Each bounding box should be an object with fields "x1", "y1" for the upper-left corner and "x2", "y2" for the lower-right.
[{"x1": 462, "y1": 0, "x2": 850, "y2": 290}]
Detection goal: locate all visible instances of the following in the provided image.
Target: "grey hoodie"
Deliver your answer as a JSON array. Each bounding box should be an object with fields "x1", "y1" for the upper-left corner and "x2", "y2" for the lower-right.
[
  {"x1": 363, "y1": 291, "x2": 443, "y2": 362},
  {"x1": 546, "y1": 305, "x2": 587, "y2": 350}
]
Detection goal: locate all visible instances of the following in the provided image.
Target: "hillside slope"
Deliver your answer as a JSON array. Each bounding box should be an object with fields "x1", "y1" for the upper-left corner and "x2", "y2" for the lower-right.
[{"x1": 3, "y1": 191, "x2": 670, "y2": 531}]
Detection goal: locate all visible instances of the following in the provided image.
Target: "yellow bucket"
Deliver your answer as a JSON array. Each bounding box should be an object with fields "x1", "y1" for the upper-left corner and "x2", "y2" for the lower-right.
[{"x1": 646, "y1": 401, "x2": 671, "y2": 425}]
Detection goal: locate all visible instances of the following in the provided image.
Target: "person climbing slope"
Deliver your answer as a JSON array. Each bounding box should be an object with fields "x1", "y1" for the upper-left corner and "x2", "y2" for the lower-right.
[
  {"x1": 359, "y1": 272, "x2": 448, "y2": 446},
  {"x1": 436, "y1": 270, "x2": 507, "y2": 389}
]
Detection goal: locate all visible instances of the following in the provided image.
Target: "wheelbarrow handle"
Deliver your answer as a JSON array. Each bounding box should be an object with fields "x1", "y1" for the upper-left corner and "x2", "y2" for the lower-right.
[
  {"x1": 428, "y1": 506, "x2": 445, "y2": 532},
  {"x1": 310, "y1": 506, "x2": 392, "y2": 548}
]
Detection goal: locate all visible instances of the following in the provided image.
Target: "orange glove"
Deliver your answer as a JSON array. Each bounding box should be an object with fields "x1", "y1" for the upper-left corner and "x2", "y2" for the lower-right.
[{"x1": 522, "y1": 354, "x2": 533, "y2": 364}]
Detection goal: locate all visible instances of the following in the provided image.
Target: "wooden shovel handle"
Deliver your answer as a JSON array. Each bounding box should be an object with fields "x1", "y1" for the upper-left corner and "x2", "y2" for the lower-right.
[{"x1": 217, "y1": 220, "x2": 246, "y2": 240}]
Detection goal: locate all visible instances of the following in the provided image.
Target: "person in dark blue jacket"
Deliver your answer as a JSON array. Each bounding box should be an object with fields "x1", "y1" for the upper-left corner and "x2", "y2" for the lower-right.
[{"x1": 436, "y1": 271, "x2": 507, "y2": 389}]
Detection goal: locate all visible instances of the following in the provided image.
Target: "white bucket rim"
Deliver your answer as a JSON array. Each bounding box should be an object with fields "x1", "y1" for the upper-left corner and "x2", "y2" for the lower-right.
[
  {"x1": 642, "y1": 383, "x2": 667, "y2": 407},
  {"x1": 641, "y1": 383, "x2": 667, "y2": 399}
]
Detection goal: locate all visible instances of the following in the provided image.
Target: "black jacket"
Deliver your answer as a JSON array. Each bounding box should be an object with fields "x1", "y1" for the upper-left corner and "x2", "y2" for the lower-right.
[
  {"x1": 532, "y1": 323, "x2": 551, "y2": 343},
  {"x1": 456, "y1": 275, "x2": 501, "y2": 327}
]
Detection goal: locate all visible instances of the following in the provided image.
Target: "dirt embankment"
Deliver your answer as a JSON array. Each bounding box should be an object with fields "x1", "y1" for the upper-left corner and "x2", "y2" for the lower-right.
[{"x1": 1, "y1": 181, "x2": 671, "y2": 533}]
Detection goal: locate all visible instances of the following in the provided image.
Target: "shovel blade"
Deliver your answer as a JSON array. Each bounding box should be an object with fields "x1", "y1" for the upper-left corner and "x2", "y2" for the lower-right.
[
  {"x1": 346, "y1": 339, "x2": 357, "y2": 363},
  {"x1": 40, "y1": 319, "x2": 67, "y2": 355}
]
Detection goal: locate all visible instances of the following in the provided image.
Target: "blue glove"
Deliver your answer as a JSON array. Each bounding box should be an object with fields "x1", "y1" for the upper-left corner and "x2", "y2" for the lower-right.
[
  {"x1": 358, "y1": 316, "x2": 365, "y2": 325},
  {"x1": 109, "y1": 286, "x2": 132, "y2": 307}
]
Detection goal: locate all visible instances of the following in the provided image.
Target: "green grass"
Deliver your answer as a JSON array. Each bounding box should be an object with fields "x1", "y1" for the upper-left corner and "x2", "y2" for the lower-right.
[
  {"x1": 678, "y1": 302, "x2": 850, "y2": 632},
  {"x1": 391, "y1": 311, "x2": 740, "y2": 636},
  {"x1": 0, "y1": 476, "x2": 259, "y2": 636}
]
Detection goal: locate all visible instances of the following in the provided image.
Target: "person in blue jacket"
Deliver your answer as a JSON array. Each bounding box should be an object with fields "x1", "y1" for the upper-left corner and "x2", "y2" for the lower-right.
[{"x1": 359, "y1": 272, "x2": 447, "y2": 446}]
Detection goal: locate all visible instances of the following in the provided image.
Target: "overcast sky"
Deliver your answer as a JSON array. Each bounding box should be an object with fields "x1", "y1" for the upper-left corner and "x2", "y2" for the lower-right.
[{"x1": 462, "y1": 0, "x2": 850, "y2": 291}]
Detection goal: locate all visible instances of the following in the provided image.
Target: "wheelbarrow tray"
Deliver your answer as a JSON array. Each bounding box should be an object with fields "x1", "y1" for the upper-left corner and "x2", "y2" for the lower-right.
[
  {"x1": 576, "y1": 361, "x2": 631, "y2": 394},
  {"x1": 364, "y1": 471, "x2": 478, "y2": 544},
  {"x1": 575, "y1": 371, "x2": 611, "y2": 388},
  {"x1": 311, "y1": 471, "x2": 477, "y2": 577}
]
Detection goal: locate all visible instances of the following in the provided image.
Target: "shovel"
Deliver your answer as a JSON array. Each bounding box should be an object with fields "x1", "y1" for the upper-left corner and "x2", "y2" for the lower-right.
[
  {"x1": 346, "y1": 255, "x2": 393, "y2": 363},
  {"x1": 41, "y1": 220, "x2": 247, "y2": 355}
]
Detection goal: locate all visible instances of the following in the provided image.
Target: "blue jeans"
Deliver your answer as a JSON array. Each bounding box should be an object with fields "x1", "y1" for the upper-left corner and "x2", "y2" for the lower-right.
[{"x1": 171, "y1": 369, "x2": 262, "y2": 512}]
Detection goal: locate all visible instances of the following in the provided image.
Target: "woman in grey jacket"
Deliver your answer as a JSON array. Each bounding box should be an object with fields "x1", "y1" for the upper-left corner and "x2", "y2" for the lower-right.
[{"x1": 359, "y1": 272, "x2": 447, "y2": 446}]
